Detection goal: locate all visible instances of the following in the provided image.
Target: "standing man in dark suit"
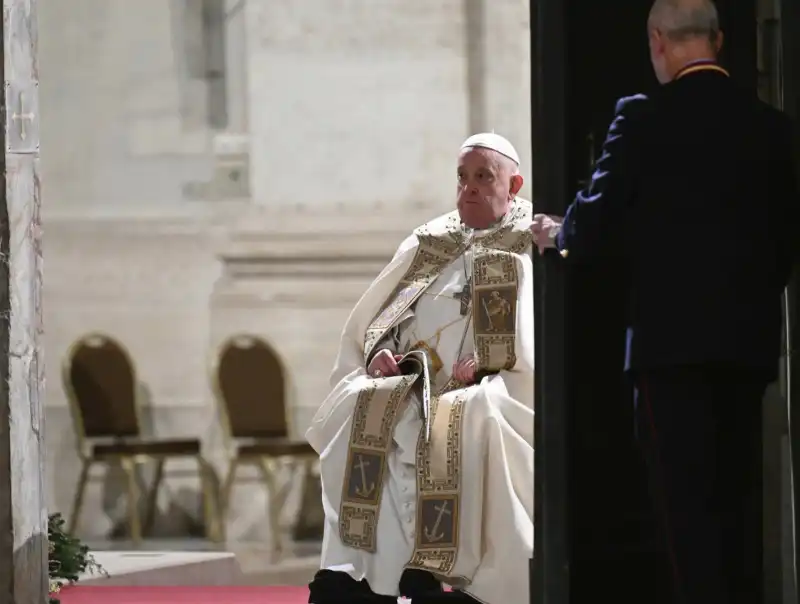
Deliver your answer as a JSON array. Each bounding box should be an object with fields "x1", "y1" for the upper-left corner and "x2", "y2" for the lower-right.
[{"x1": 533, "y1": 0, "x2": 799, "y2": 601}]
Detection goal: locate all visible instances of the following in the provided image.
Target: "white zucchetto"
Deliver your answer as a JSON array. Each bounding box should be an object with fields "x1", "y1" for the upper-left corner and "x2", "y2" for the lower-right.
[{"x1": 460, "y1": 132, "x2": 520, "y2": 165}]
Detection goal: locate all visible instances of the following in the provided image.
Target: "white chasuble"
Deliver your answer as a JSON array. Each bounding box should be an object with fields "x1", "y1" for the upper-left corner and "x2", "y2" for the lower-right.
[{"x1": 306, "y1": 200, "x2": 535, "y2": 604}]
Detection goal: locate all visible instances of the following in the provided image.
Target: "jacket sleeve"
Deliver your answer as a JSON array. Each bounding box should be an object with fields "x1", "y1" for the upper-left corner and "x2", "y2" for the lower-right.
[{"x1": 556, "y1": 94, "x2": 648, "y2": 263}]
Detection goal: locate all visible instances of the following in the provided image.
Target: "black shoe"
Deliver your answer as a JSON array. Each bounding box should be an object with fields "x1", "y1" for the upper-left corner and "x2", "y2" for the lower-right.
[
  {"x1": 308, "y1": 570, "x2": 397, "y2": 604},
  {"x1": 411, "y1": 590, "x2": 482, "y2": 604},
  {"x1": 399, "y1": 569, "x2": 444, "y2": 599}
]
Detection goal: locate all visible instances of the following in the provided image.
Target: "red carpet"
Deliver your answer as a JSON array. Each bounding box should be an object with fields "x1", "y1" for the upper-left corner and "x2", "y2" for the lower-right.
[{"x1": 56, "y1": 585, "x2": 310, "y2": 604}]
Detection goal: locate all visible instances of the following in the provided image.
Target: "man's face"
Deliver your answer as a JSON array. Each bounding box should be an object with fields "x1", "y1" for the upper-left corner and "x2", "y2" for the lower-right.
[{"x1": 456, "y1": 148, "x2": 522, "y2": 229}]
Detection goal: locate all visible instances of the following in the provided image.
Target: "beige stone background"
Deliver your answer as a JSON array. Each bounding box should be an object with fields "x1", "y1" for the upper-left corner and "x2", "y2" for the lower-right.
[{"x1": 41, "y1": 0, "x2": 531, "y2": 546}]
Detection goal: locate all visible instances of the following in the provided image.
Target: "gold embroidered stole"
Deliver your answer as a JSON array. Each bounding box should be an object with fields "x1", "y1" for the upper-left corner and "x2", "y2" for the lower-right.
[
  {"x1": 405, "y1": 242, "x2": 529, "y2": 577},
  {"x1": 338, "y1": 374, "x2": 419, "y2": 552},
  {"x1": 471, "y1": 246, "x2": 523, "y2": 373},
  {"x1": 339, "y1": 201, "x2": 532, "y2": 561}
]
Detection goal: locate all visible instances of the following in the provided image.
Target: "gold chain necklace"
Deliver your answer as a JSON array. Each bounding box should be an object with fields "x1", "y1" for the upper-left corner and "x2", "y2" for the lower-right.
[
  {"x1": 411, "y1": 314, "x2": 467, "y2": 375},
  {"x1": 413, "y1": 314, "x2": 467, "y2": 349}
]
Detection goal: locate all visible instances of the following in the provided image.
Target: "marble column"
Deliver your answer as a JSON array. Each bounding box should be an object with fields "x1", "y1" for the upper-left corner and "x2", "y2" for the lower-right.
[{"x1": 0, "y1": 0, "x2": 48, "y2": 602}]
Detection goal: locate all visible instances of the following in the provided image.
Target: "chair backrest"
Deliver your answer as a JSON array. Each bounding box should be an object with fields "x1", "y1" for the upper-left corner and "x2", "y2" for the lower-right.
[
  {"x1": 63, "y1": 333, "x2": 139, "y2": 439},
  {"x1": 214, "y1": 335, "x2": 288, "y2": 439}
]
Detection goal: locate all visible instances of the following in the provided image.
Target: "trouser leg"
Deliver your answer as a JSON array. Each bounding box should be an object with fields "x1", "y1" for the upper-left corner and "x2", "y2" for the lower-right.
[{"x1": 634, "y1": 366, "x2": 765, "y2": 604}]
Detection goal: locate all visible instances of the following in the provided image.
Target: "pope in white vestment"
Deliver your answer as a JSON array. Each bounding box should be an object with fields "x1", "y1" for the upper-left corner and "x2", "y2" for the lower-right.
[{"x1": 306, "y1": 133, "x2": 534, "y2": 604}]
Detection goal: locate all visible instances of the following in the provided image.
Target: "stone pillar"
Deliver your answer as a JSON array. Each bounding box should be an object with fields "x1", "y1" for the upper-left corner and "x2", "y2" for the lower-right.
[
  {"x1": 0, "y1": 0, "x2": 48, "y2": 603},
  {"x1": 480, "y1": 0, "x2": 532, "y2": 199},
  {"x1": 223, "y1": 0, "x2": 248, "y2": 134}
]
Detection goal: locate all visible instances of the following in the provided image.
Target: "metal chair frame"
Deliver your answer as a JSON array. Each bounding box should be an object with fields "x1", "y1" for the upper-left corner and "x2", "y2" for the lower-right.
[
  {"x1": 210, "y1": 333, "x2": 317, "y2": 557},
  {"x1": 63, "y1": 332, "x2": 222, "y2": 543}
]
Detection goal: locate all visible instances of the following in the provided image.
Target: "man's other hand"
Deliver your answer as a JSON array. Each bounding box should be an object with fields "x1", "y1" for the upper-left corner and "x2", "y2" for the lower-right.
[
  {"x1": 452, "y1": 354, "x2": 477, "y2": 384},
  {"x1": 367, "y1": 349, "x2": 402, "y2": 378},
  {"x1": 531, "y1": 213, "x2": 563, "y2": 254}
]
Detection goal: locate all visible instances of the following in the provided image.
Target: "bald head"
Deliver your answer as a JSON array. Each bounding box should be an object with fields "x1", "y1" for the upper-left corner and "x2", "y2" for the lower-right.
[
  {"x1": 647, "y1": 0, "x2": 722, "y2": 83},
  {"x1": 649, "y1": 0, "x2": 720, "y2": 43}
]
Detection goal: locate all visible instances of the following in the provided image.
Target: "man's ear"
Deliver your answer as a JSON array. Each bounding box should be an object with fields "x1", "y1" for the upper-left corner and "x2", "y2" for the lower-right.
[
  {"x1": 649, "y1": 28, "x2": 664, "y2": 53},
  {"x1": 715, "y1": 30, "x2": 724, "y2": 54},
  {"x1": 510, "y1": 174, "x2": 524, "y2": 198}
]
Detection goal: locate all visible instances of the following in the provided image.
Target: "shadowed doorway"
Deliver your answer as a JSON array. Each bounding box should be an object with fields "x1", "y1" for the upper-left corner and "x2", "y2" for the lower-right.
[{"x1": 530, "y1": 0, "x2": 799, "y2": 602}]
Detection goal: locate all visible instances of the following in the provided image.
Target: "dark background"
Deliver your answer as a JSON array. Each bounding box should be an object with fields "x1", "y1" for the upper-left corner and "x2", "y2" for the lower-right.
[{"x1": 530, "y1": 0, "x2": 799, "y2": 602}]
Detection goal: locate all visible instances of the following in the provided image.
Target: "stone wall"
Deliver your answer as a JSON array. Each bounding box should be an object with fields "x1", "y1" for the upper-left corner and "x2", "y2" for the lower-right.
[
  {"x1": 243, "y1": 0, "x2": 532, "y2": 208},
  {"x1": 38, "y1": 0, "x2": 222, "y2": 211}
]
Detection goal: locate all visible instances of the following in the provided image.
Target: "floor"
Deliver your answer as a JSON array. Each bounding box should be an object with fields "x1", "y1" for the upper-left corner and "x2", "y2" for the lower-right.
[
  {"x1": 84, "y1": 539, "x2": 322, "y2": 586},
  {"x1": 57, "y1": 586, "x2": 310, "y2": 604}
]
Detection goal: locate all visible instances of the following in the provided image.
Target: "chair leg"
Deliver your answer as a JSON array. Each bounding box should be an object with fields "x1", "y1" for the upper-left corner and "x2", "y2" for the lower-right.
[
  {"x1": 221, "y1": 458, "x2": 239, "y2": 517},
  {"x1": 302, "y1": 455, "x2": 316, "y2": 480},
  {"x1": 197, "y1": 456, "x2": 223, "y2": 543},
  {"x1": 68, "y1": 459, "x2": 91, "y2": 536},
  {"x1": 278, "y1": 459, "x2": 297, "y2": 514},
  {"x1": 143, "y1": 458, "x2": 165, "y2": 535},
  {"x1": 220, "y1": 458, "x2": 240, "y2": 542},
  {"x1": 120, "y1": 457, "x2": 143, "y2": 544},
  {"x1": 293, "y1": 455, "x2": 323, "y2": 541},
  {"x1": 258, "y1": 457, "x2": 283, "y2": 560}
]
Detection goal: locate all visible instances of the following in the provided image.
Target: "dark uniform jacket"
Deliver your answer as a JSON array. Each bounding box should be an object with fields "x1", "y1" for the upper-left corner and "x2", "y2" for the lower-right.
[{"x1": 557, "y1": 62, "x2": 800, "y2": 378}]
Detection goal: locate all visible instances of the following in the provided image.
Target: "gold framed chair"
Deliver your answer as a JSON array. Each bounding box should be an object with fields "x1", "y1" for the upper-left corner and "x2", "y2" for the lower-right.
[
  {"x1": 63, "y1": 332, "x2": 222, "y2": 544},
  {"x1": 211, "y1": 334, "x2": 317, "y2": 555}
]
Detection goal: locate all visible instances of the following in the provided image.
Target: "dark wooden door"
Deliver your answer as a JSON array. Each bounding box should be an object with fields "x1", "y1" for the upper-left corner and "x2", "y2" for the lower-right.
[
  {"x1": 780, "y1": 0, "x2": 800, "y2": 599},
  {"x1": 531, "y1": 1, "x2": 764, "y2": 602}
]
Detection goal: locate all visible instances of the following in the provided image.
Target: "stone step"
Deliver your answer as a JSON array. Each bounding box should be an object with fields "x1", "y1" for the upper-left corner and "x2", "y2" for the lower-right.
[
  {"x1": 78, "y1": 551, "x2": 242, "y2": 586},
  {"x1": 236, "y1": 553, "x2": 319, "y2": 586},
  {"x1": 74, "y1": 540, "x2": 322, "y2": 587}
]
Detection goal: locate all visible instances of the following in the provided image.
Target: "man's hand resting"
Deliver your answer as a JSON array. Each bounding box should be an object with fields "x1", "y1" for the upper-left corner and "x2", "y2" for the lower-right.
[
  {"x1": 452, "y1": 354, "x2": 477, "y2": 384},
  {"x1": 367, "y1": 349, "x2": 402, "y2": 378},
  {"x1": 531, "y1": 213, "x2": 563, "y2": 254}
]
